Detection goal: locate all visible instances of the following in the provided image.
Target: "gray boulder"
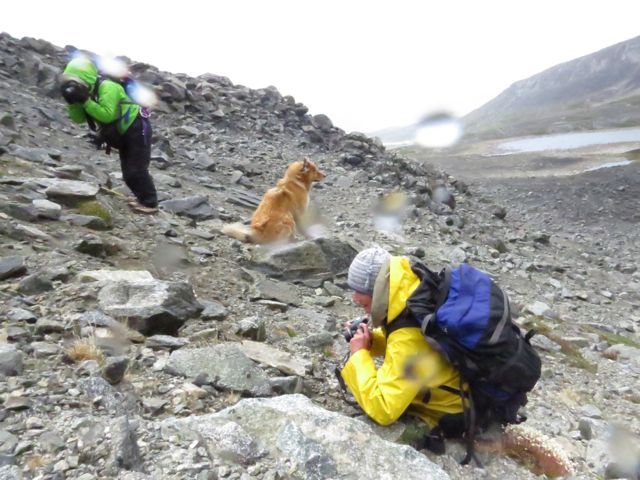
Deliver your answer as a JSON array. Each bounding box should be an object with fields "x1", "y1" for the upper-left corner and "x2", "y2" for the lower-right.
[
  {"x1": 0, "y1": 202, "x2": 38, "y2": 222},
  {"x1": 0, "y1": 345, "x2": 23, "y2": 377},
  {"x1": 166, "y1": 343, "x2": 272, "y2": 396},
  {"x1": 159, "y1": 395, "x2": 449, "y2": 479},
  {"x1": 74, "y1": 234, "x2": 107, "y2": 257},
  {"x1": 98, "y1": 280, "x2": 203, "y2": 335},
  {"x1": 159, "y1": 195, "x2": 216, "y2": 221},
  {"x1": 200, "y1": 300, "x2": 228, "y2": 320},
  {"x1": 18, "y1": 273, "x2": 54, "y2": 295},
  {"x1": 249, "y1": 238, "x2": 357, "y2": 280},
  {"x1": 253, "y1": 278, "x2": 301, "y2": 305},
  {"x1": 44, "y1": 179, "x2": 99, "y2": 205},
  {"x1": 10, "y1": 145, "x2": 56, "y2": 164},
  {"x1": 0, "y1": 256, "x2": 26, "y2": 280},
  {"x1": 102, "y1": 356, "x2": 130, "y2": 385},
  {"x1": 235, "y1": 316, "x2": 267, "y2": 342},
  {"x1": 31, "y1": 199, "x2": 61, "y2": 219}
]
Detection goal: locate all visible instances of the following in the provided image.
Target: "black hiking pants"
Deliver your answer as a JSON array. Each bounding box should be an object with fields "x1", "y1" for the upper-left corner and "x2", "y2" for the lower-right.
[{"x1": 119, "y1": 116, "x2": 158, "y2": 208}]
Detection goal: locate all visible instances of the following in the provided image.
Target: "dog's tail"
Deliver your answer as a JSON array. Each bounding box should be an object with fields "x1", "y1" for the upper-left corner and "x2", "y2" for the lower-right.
[{"x1": 221, "y1": 223, "x2": 255, "y2": 243}]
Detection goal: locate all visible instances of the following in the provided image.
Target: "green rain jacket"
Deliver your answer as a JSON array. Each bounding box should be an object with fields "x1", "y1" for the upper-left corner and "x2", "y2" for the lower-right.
[{"x1": 63, "y1": 57, "x2": 140, "y2": 134}]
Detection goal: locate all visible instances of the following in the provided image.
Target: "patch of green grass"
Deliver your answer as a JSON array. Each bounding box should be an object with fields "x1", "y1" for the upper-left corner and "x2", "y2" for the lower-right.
[
  {"x1": 286, "y1": 326, "x2": 298, "y2": 338},
  {"x1": 77, "y1": 200, "x2": 113, "y2": 226},
  {"x1": 588, "y1": 327, "x2": 640, "y2": 350},
  {"x1": 523, "y1": 317, "x2": 597, "y2": 373},
  {"x1": 322, "y1": 345, "x2": 335, "y2": 358},
  {"x1": 557, "y1": 340, "x2": 598, "y2": 373},
  {"x1": 399, "y1": 421, "x2": 430, "y2": 446}
]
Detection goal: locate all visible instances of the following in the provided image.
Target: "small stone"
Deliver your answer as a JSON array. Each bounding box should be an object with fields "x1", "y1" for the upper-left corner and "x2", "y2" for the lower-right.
[
  {"x1": 200, "y1": 300, "x2": 228, "y2": 320},
  {"x1": 0, "y1": 256, "x2": 27, "y2": 281},
  {"x1": 31, "y1": 342, "x2": 61, "y2": 357},
  {"x1": 492, "y1": 206, "x2": 507, "y2": 219},
  {"x1": 254, "y1": 299, "x2": 288, "y2": 312},
  {"x1": 53, "y1": 459, "x2": 69, "y2": 472},
  {"x1": 191, "y1": 246, "x2": 213, "y2": 256},
  {"x1": 18, "y1": 274, "x2": 54, "y2": 295},
  {"x1": 32, "y1": 199, "x2": 62, "y2": 220},
  {"x1": 0, "y1": 431, "x2": 18, "y2": 454},
  {"x1": 581, "y1": 404, "x2": 603, "y2": 419},
  {"x1": 74, "y1": 234, "x2": 106, "y2": 257},
  {"x1": 143, "y1": 397, "x2": 168, "y2": 415},
  {"x1": 4, "y1": 396, "x2": 31, "y2": 411},
  {"x1": 7, "y1": 308, "x2": 37, "y2": 323},
  {"x1": 526, "y1": 301, "x2": 553, "y2": 317},
  {"x1": 102, "y1": 356, "x2": 129, "y2": 385},
  {"x1": 35, "y1": 318, "x2": 65, "y2": 335},
  {"x1": 235, "y1": 316, "x2": 267, "y2": 342},
  {"x1": 0, "y1": 345, "x2": 23, "y2": 377},
  {"x1": 322, "y1": 281, "x2": 345, "y2": 297},
  {"x1": 175, "y1": 125, "x2": 200, "y2": 136},
  {"x1": 579, "y1": 418, "x2": 593, "y2": 440},
  {"x1": 14, "y1": 441, "x2": 33, "y2": 456},
  {"x1": 532, "y1": 232, "x2": 551, "y2": 244},
  {"x1": 269, "y1": 376, "x2": 303, "y2": 395},
  {"x1": 146, "y1": 335, "x2": 190, "y2": 350},
  {"x1": 39, "y1": 431, "x2": 65, "y2": 453},
  {"x1": 26, "y1": 417, "x2": 44, "y2": 429},
  {"x1": 182, "y1": 383, "x2": 207, "y2": 399}
]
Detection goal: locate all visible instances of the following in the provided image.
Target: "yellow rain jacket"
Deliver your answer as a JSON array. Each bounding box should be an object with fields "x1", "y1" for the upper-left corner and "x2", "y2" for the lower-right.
[{"x1": 341, "y1": 256, "x2": 464, "y2": 428}]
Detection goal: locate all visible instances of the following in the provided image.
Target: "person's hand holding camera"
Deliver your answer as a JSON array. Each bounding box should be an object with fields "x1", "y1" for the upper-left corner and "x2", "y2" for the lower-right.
[{"x1": 349, "y1": 321, "x2": 372, "y2": 354}]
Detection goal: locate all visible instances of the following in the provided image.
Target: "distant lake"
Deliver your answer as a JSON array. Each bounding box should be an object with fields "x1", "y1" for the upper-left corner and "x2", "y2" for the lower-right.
[{"x1": 497, "y1": 127, "x2": 640, "y2": 153}]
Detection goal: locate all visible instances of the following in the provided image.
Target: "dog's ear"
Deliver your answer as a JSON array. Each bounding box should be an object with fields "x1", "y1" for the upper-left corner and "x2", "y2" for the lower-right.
[{"x1": 301, "y1": 157, "x2": 309, "y2": 172}]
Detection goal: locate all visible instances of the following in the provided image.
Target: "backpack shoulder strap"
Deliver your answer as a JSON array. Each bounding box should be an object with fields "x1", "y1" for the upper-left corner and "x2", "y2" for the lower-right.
[
  {"x1": 435, "y1": 267, "x2": 452, "y2": 310},
  {"x1": 384, "y1": 311, "x2": 420, "y2": 338}
]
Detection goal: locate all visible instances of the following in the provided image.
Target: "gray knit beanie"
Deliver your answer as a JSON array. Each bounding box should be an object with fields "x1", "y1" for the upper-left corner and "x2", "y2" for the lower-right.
[{"x1": 348, "y1": 247, "x2": 391, "y2": 295}]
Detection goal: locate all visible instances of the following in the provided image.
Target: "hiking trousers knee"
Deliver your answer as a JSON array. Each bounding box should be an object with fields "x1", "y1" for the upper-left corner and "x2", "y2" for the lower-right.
[{"x1": 119, "y1": 116, "x2": 158, "y2": 208}]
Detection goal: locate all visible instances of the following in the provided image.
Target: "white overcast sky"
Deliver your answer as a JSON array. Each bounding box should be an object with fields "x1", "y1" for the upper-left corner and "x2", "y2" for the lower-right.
[{"x1": 3, "y1": 1, "x2": 640, "y2": 133}]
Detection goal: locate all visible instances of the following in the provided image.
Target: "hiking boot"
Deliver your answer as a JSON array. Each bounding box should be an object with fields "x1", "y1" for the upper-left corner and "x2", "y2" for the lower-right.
[{"x1": 129, "y1": 201, "x2": 158, "y2": 214}]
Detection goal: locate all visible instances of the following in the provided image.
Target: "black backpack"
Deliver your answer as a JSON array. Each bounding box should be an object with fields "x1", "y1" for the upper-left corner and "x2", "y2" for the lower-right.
[{"x1": 388, "y1": 262, "x2": 541, "y2": 464}]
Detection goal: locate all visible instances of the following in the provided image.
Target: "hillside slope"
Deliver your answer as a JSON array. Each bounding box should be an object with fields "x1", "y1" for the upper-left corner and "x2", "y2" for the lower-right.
[
  {"x1": 0, "y1": 32, "x2": 639, "y2": 480},
  {"x1": 463, "y1": 35, "x2": 640, "y2": 140}
]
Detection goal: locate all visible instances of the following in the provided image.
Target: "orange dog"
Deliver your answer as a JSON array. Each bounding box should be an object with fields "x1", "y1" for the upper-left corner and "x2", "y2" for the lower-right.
[{"x1": 222, "y1": 158, "x2": 325, "y2": 244}]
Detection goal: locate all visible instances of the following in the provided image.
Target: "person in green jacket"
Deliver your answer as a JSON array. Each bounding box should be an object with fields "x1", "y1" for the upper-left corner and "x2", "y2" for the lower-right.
[{"x1": 60, "y1": 55, "x2": 158, "y2": 213}]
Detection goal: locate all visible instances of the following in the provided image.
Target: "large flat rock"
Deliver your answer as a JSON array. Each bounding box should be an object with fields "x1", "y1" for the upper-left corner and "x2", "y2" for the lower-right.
[
  {"x1": 166, "y1": 343, "x2": 272, "y2": 396},
  {"x1": 160, "y1": 394, "x2": 449, "y2": 479},
  {"x1": 98, "y1": 279, "x2": 203, "y2": 335}
]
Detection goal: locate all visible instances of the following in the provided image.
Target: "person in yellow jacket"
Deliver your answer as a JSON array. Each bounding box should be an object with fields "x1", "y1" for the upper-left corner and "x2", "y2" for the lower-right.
[{"x1": 340, "y1": 247, "x2": 466, "y2": 449}]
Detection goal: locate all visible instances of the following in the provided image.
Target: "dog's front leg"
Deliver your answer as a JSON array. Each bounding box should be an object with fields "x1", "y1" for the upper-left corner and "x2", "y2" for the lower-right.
[{"x1": 293, "y1": 214, "x2": 311, "y2": 240}]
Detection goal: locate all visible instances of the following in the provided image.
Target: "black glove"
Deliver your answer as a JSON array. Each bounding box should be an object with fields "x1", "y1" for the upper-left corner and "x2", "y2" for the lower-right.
[
  {"x1": 61, "y1": 81, "x2": 89, "y2": 104},
  {"x1": 85, "y1": 132, "x2": 103, "y2": 149}
]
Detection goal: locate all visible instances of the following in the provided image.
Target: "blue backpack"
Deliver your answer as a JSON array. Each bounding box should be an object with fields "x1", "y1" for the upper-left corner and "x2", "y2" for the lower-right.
[{"x1": 389, "y1": 262, "x2": 541, "y2": 464}]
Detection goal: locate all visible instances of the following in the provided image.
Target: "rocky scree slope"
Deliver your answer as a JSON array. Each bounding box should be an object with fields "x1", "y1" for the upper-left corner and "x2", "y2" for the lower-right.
[{"x1": 0, "y1": 32, "x2": 639, "y2": 480}]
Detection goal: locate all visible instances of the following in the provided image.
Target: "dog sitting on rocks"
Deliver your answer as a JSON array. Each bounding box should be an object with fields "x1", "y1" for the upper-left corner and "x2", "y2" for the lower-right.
[{"x1": 222, "y1": 158, "x2": 325, "y2": 244}]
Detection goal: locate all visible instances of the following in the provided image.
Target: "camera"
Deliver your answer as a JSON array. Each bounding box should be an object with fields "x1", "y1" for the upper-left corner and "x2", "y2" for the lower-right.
[
  {"x1": 343, "y1": 316, "x2": 368, "y2": 342},
  {"x1": 61, "y1": 80, "x2": 89, "y2": 104}
]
